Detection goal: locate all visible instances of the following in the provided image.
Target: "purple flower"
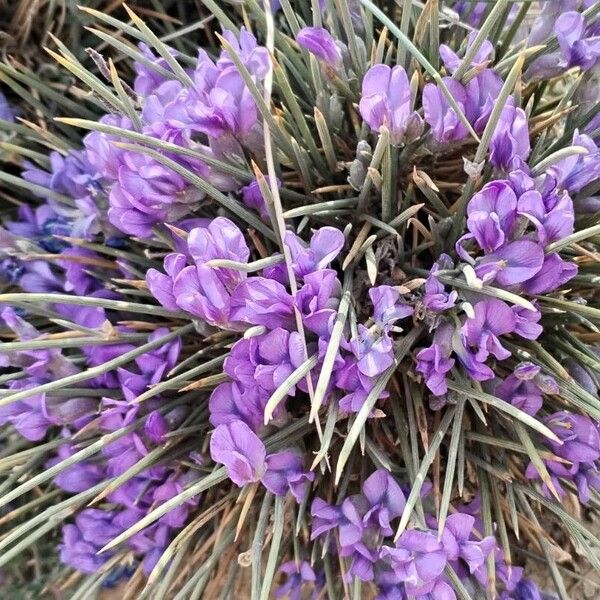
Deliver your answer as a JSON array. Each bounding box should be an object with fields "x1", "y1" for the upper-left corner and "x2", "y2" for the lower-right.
[
  {"x1": 528, "y1": 1, "x2": 579, "y2": 46},
  {"x1": 230, "y1": 277, "x2": 295, "y2": 329},
  {"x1": 108, "y1": 151, "x2": 203, "y2": 237},
  {"x1": 312, "y1": 493, "x2": 383, "y2": 582},
  {"x1": 517, "y1": 188, "x2": 574, "y2": 246},
  {"x1": 275, "y1": 561, "x2": 320, "y2": 600},
  {"x1": 514, "y1": 579, "x2": 544, "y2": 600},
  {"x1": 526, "y1": 411, "x2": 600, "y2": 502},
  {"x1": 462, "y1": 299, "x2": 515, "y2": 363},
  {"x1": 296, "y1": 27, "x2": 343, "y2": 68},
  {"x1": 48, "y1": 446, "x2": 104, "y2": 493},
  {"x1": 359, "y1": 64, "x2": 423, "y2": 145},
  {"x1": 185, "y1": 68, "x2": 260, "y2": 139},
  {"x1": 520, "y1": 253, "x2": 577, "y2": 294},
  {"x1": 440, "y1": 513, "x2": 495, "y2": 576},
  {"x1": 218, "y1": 28, "x2": 270, "y2": 79},
  {"x1": 187, "y1": 217, "x2": 250, "y2": 288},
  {"x1": 423, "y1": 78, "x2": 469, "y2": 143},
  {"x1": 526, "y1": 7, "x2": 600, "y2": 80},
  {"x1": 209, "y1": 381, "x2": 271, "y2": 432},
  {"x1": 60, "y1": 509, "x2": 122, "y2": 573},
  {"x1": 131, "y1": 523, "x2": 172, "y2": 575},
  {"x1": 416, "y1": 323, "x2": 455, "y2": 396},
  {"x1": 440, "y1": 33, "x2": 494, "y2": 75},
  {"x1": 0, "y1": 307, "x2": 75, "y2": 378},
  {"x1": 261, "y1": 450, "x2": 315, "y2": 502},
  {"x1": 22, "y1": 150, "x2": 98, "y2": 204},
  {"x1": 566, "y1": 358, "x2": 599, "y2": 395},
  {"x1": 147, "y1": 218, "x2": 251, "y2": 328},
  {"x1": 224, "y1": 328, "x2": 305, "y2": 393},
  {"x1": 556, "y1": 12, "x2": 600, "y2": 71},
  {"x1": 0, "y1": 381, "x2": 95, "y2": 442},
  {"x1": 6, "y1": 203, "x2": 66, "y2": 252},
  {"x1": 453, "y1": 334, "x2": 495, "y2": 383},
  {"x1": 133, "y1": 43, "x2": 179, "y2": 96},
  {"x1": 296, "y1": 269, "x2": 342, "y2": 337},
  {"x1": 241, "y1": 178, "x2": 277, "y2": 219},
  {"x1": 464, "y1": 181, "x2": 517, "y2": 253},
  {"x1": 210, "y1": 420, "x2": 267, "y2": 486},
  {"x1": 116, "y1": 328, "x2": 180, "y2": 401},
  {"x1": 490, "y1": 103, "x2": 530, "y2": 170},
  {"x1": 145, "y1": 411, "x2": 169, "y2": 443},
  {"x1": 495, "y1": 363, "x2": 547, "y2": 416},
  {"x1": 146, "y1": 253, "x2": 187, "y2": 312},
  {"x1": 362, "y1": 469, "x2": 406, "y2": 536},
  {"x1": 546, "y1": 411, "x2": 600, "y2": 463},
  {"x1": 548, "y1": 131, "x2": 600, "y2": 193},
  {"x1": 152, "y1": 472, "x2": 199, "y2": 528},
  {"x1": 342, "y1": 541, "x2": 380, "y2": 582},
  {"x1": 266, "y1": 227, "x2": 345, "y2": 284},
  {"x1": 310, "y1": 496, "x2": 365, "y2": 546},
  {"x1": 290, "y1": 227, "x2": 346, "y2": 277},
  {"x1": 370, "y1": 286, "x2": 414, "y2": 329},
  {"x1": 451, "y1": 1, "x2": 488, "y2": 28},
  {"x1": 0, "y1": 90, "x2": 14, "y2": 121},
  {"x1": 336, "y1": 359, "x2": 388, "y2": 414},
  {"x1": 350, "y1": 324, "x2": 395, "y2": 378},
  {"x1": 464, "y1": 70, "x2": 505, "y2": 137},
  {"x1": 475, "y1": 240, "x2": 545, "y2": 287},
  {"x1": 380, "y1": 530, "x2": 447, "y2": 597},
  {"x1": 102, "y1": 433, "x2": 148, "y2": 476},
  {"x1": 422, "y1": 258, "x2": 458, "y2": 313}
]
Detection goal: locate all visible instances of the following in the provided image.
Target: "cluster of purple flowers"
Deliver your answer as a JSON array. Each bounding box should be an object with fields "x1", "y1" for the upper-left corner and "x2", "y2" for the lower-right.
[
  {"x1": 416, "y1": 169, "x2": 577, "y2": 400},
  {"x1": 1, "y1": 3, "x2": 600, "y2": 596},
  {"x1": 0, "y1": 107, "x2": 213, "y2": 576},
  {"x1": 0, "y1": 296, "x2": 201, "y2": 575},
  {"x1": 0, "y1": 26, "x2": 282, "y2": 584},
  {"x1": 146, "y1": 216, "x2": 423, "y2": 432},
  {"x1": 356, "y1": 30, "x2": 534, "y2": 174},
  {"x1": 307, "y1": 468, "x2": 535, "y2": 599},
  {"x1": 526, "y1": 410, "x2": 600, "y2": 503},
  {"x1": 83, "y1": 30, "x2": 269, "y2": 238}
]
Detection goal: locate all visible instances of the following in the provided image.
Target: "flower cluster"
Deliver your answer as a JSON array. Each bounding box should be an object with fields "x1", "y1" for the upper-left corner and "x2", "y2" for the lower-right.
[
  {"x1": 309, "y1": 468, "x2": 527, "y2": 599},
  {"x1": 0, "y1": 299, "x2": 201, "y2": 575},
  {"x1": 83, "y1": 29, "x2": 269, "y2": 238},
  {"x1": 0, "y1": 1, "x2": 599, "y2": 597}
]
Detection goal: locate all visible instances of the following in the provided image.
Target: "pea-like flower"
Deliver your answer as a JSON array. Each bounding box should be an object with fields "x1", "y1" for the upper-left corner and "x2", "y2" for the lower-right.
[{"x1": 359, "y1": 64, "x2": 423, "y2": 145}]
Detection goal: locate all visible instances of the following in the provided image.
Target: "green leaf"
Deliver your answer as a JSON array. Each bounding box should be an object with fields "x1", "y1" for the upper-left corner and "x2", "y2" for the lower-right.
[
  {"x1": 123, "y1": 5, "x2": 195, "y2": 87},
  {"x1": 264, "y1": 354, "x2": 319, "y2": 424},
  {"x1": 310, "y1": 282, "x2": 352, "y2": 421},
  {"x1": 446, "y1": 380, "x2": 562, "y2": 443},
  {"x1": 515, "y1": 422, "x2": 561, "y2": 500},
  {"x1": 396, "y1": 406, "x2": 456, "y2": 539},
  {"x1": 0, "y1": 291, "x2": 187, "y2": 318},
  {"x1": 251, "y1": 492, "x2": 274, "y2": 600},
  {"x1": 259, "y1": 495, "x2": 285, "y2": 600},
  {"x1": 438, "y1": 396, "x2": 465, "y2": 535}
]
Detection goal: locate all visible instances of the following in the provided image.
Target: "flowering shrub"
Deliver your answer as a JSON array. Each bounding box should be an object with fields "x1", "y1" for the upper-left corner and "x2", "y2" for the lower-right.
[{"x1": 0, "y1": 1, "x2": 599, "y2": 597}]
